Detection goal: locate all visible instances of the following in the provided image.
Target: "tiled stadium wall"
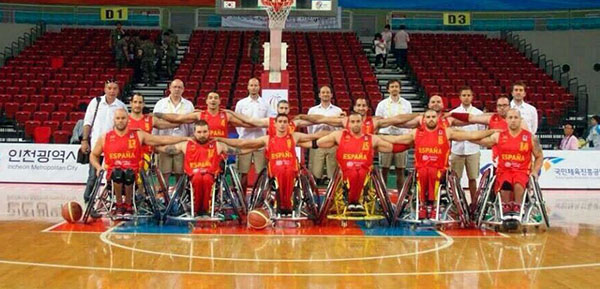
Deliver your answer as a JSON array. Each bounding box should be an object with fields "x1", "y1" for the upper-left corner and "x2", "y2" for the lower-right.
[{"x1": 515, "y1": 30, "x2": 600, "y2": 113}]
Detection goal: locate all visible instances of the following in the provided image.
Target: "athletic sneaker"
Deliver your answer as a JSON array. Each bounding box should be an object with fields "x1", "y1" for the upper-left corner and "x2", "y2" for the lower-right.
[
  {"x1": 347, "y1": 204, "x2": 356, "y2": 211},
  {"x1": 502, "y1": 204, "x2": 512, "y2": 215},
  {"x1": 111, "y1": 203, "x2": 122, "y2": 216},
  {"x1": 513, "y1": 203, "x2": 521, "y2": 213},
  {"x1": 428, "y1": 206, "x2": 437, "y2": 220},
  {"x1": 354, "y1": 204, "x2": 365, "y2": 211},
  {"x1": 418, "y1": 207, "x2": 427, "y2": 219},
  {"x1": 123, "y1": 204, "x2": 134, "y2": 216}
]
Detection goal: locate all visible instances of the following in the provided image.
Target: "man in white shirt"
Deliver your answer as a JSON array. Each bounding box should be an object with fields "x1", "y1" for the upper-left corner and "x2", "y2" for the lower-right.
[
  {"x1": 80, "y1": 80, "x2": 127, "y2": 203},
  {"x1": 375, "y1": 79, "x2": 412, "y2": 191},
  {"x1": 393, "y1": 25, "x2": 409, "y2": 70},
  {"x1": 153, "y1": 79, "x2": 195, "y2": 189},
  {"x1": 234, "y1": 78, "x2": 270, "y2": 191},
  {"x1": 450, "y1": 87, "x2": 484, "y2": 202},
  {"x1": 307, "y1": 86, "x2": 342, "y2": 183},
  {"x1": 510, "y1": 81, "x2": 538, "y2": 135}
]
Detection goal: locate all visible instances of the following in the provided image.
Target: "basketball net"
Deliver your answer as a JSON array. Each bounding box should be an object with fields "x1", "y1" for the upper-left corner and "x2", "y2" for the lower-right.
[{"x1": 262, "y1": 0, "x2": 293, "y2": 29}]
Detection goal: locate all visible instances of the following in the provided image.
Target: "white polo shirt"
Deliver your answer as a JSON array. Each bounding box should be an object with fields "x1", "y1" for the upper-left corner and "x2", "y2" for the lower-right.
[
  {"x1": 153, "y1": 96, "x2": 195, "y2": 137},
  {"x1": 83, "y1": 95, "x2": 127, "y2": 150},
  {"x1": 375, "y1": 95, "x2": 412, "y2": 135},
  {"x1": 235, "y1": 95, "x2": 270, "y2": 139},
  {"x1": 307, "y1": 102, "x2": 343, "y2": 134},
  {"x1": 450, "y1": 104, "x2": 484, "y2": 155},
  {"x1": 511, "y1": 100, "x2": 538, "y2": 135}
]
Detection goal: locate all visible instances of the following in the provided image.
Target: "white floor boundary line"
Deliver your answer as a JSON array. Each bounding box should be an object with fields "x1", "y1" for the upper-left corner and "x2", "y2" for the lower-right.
[
  {"x1": 0, "y1": 258, "x2": 597, "y2": 277},
  {"x1": 98, "y1": 228, "x2": 455, "y2": 263}
]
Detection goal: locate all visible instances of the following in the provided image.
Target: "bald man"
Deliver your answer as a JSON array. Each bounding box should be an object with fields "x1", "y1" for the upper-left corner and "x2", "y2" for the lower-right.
[
  {"x1": 153, "y1": 79, "x2": 195, "y2": 190},
  {"x1": 90, "y1": 109, "x2": 188, "y2": 216}
]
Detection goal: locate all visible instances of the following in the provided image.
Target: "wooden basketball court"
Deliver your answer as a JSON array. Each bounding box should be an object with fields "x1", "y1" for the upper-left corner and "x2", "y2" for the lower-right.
[{"x1": 0, "y1": 186, "x2": 598, "y2": 288}]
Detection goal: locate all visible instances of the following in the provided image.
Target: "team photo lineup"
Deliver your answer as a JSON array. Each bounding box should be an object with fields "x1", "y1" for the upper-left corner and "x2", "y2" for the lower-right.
[
  {"x1": 1, "y1": 0, "x2": 600, "y2": 287},
  {"x1": 81, "y1": 77, "x2": 545, "y2": 229}
]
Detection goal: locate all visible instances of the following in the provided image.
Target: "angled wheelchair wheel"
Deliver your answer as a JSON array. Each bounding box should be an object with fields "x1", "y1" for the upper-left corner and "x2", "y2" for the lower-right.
[
  {"x1": 475, "y1": 177, "x2": 496, "y2": 228},
  {"x1": 150, "y1": 166, "x2": 170, "y2": 205},
  {"x1": 139, "y1": 170, "x2": 162, "y2": 219},
  {"x1": 447, "y1": 171, "x2": 470, "y2": 226},
  {"x1": 298, "y1": 173, "x2": 319, "y2": 221},
  {"x1": 530, "y1": 175, "x2": 550, "y2": 228},
  {"x1": 300, "y1": 167, "x2": 321, "y2": 208},
  {"x1": 372, "y1": 169, "x2": 394, "y2": 225},
  {"x1": 474, "y1": 168, "x2": 495, "y2": 226},
  {"x1": 317, "y1": 168, "x2": 342, "y2": 224},
  {"x1": 82, "y1": 170, "x2": 106, "y2": 224},
  {"x1": 221, "y1": 176, "x2": 245, "y2": 224},
  {"x1": 163, "y1": 175, "x2": 189, "y2": 219},
  {"x1": 226, "y1": 164, "x2": 247, "y2": 214},
  {"x1": 392, "y1": 170, "x2": 415, "y2": 225},
  {"x1": 249, "y1": 168, "x2": 269, "y2": 211}
]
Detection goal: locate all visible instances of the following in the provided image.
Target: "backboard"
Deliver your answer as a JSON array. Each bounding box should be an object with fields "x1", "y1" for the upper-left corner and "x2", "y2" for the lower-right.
[{"x1": 216, "y1": 0, "x2": 338, "y2": 17}]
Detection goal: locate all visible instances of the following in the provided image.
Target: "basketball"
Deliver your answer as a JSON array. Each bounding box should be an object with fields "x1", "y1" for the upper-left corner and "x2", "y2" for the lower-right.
[
  {"x1": 61, "y1": 201, "x2": 82, "y2": 223},
  {"x1": 247, "y1": 208, "x2": 271, "y2": 229}
]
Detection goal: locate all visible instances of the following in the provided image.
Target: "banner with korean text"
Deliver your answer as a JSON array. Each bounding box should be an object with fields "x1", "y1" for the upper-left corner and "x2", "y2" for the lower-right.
[
  {"x1": 0, "y1": 144, "x2": 88, "y2": 184},
  {"x1": 459, "y1": 150, "x2": 600, "y2": 189}
]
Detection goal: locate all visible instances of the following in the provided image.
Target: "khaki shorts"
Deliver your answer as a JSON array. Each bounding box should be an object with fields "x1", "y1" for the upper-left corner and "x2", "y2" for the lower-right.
[
  {"x1": 159, "y1": 152, "x2": 184, "y2": 175},
  {"x1": 308, "y1": 147, "x2": 338, "y2": 179},
  {"x1": 379, "y1": 151, "x2": 407, "y2": 169},
  {"x1": 237, "y1": 150, "x2": 266, "y2": 174},
  {"x1": 450, "y1": 152, "x2": 481, "y2": 180}
]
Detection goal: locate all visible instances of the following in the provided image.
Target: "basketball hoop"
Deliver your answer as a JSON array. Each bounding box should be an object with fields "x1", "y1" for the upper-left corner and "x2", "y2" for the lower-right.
[{"x1": 261, "y1": 0, "x2": 293, "y2": 29}]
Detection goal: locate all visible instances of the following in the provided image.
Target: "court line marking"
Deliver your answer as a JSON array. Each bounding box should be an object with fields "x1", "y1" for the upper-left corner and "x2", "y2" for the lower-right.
[
  {"x1": 98, "y1": 228, "x2": 455, "y2": 263},
  {"x1": 0, "y1": 258, "x2": 598, "y2": 276},
  {"x1": 41, "y1": 221, "x2": 66, "y2": 232}
]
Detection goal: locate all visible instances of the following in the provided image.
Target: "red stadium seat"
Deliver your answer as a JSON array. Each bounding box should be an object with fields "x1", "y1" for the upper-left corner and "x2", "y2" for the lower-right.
[
  {"x1": 52, "y1": 130, "x2": 71, "y2": 144},
  {"x1": 33, "y1": 126, "x2": 52, "y2": 143}
]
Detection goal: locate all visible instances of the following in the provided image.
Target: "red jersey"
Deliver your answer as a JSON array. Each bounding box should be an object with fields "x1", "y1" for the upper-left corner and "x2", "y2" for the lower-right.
[
  {"x1": 103, "y1": 129, "x2": 142, "y2": 172},
  {"x1": 489, "y1": 114, "x2": 508, "y2": 131},
  {"x1": 183, "y1": 139, "x2": 222, "y2": 176},
  {"x1": 267, "y1": 117, "x2": 296, "y2": 137},
  {"x1": 345, "y1": 116, "x2": 375, "y2": 134},
  {"x1": 266, "y1": 133, "x2": 298, "y2": 177},
  {"x1": 336, "y1": 130, "x2": 374, "y2": 171},
  {"x1": 414, "y1": 125, "x2": 450, "y2": 170},
  {"x1": 199, "y1": 110, "x2": 228, "y2": 138},
  {"x1": 496, "y1": 129, "x2": 533, "y2": 174},
  {"x1": 128, "y1": 114, "x2": 153, "y2": 154}
]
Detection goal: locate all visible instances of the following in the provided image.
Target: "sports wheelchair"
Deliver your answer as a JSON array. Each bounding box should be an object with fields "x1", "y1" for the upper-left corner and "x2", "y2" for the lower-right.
[
  {"x1": 473, "y1": 167, "x2": 550, "y2": 233},
  {"x1": 393, "y1": 169, "x2": 471, "y2": 228},
  {"x1": 317, "y1": 168, "x2": 395, "y2": 228},
  {"x1": 82, "y1": 169, "x2": 162, "y2": 225},
  {"x1": 163, "y1": 162, "x2": 246, "y2": 228},
  {"x1": 248, "y1": 167, "x2": 320, "y2": 227}
]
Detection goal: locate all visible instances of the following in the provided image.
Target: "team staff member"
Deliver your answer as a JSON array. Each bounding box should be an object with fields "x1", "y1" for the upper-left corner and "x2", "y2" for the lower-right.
[
  {"x1": 153, "y1": 79, "x2": 195, "y2": 190},
  {"x1": 227, "y1": 99, "x2": 312, "y2": 137}
]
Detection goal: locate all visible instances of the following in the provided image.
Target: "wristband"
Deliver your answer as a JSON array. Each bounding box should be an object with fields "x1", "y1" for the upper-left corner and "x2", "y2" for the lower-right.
[
  {"x1": 312, "y1": 139, "x2": 318, "y2": 149},
  {"x1": 393, "y1": 143, "x2": 410, "y2": 153},
  {"x1": 450, "y1": 112, "x2": 470, "y2": 122}
]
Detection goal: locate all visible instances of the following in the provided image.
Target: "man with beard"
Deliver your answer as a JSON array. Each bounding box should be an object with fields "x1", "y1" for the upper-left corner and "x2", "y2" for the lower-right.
[
  {"x1": 90, "y1": 109, "x2": 189, "y2": 216},
  {"x1": 380, "y1": 110, "x2": 497, "y2": 219},
  {"x1": 155, "y1": 120, "x2": 258, "y2": 216}
]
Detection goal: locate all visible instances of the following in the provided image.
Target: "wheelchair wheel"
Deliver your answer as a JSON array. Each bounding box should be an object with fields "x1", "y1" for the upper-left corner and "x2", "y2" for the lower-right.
[
  {"x1": 249, "y1": 168, "x2": 269, "y2": 211},
  {"x1": 150, "y1": 167, "x2": 170, "y2": 205},
  {"x1": 226, "y1": 164, "x2": 247, "y2": 214},
  {"x1": 447, "y1": 171, "x2": 470, "y2": 226},
  {"x1": 372, "y1": 169, "x2": 395, "y2": 225},
  {"x1": 300, "y1": 168, "x2": 321, "y2": 208},
  {"x1": 139, "y1": 171, "x2": 162, "y2": 219},
  {"x1": 530, "y1": 175, "x2": 550, "y2": 228},
  {"x1": 392, "y1": 170, "x2": 415, "y2": 225},
  {"x1": 298, "y1": 173, "x2": 319, "y2": 221},
  {"x1": 82, "y1": 170, "x2": 105, "y2": 224},
  {"x1": 163, "y1": 175, "x2": 189, "y2": 219},
  {"x1": 473, "y1": 168, "x2": 494, "y2": 225},
  {"x1": 317, "y1": 168, "x2": 342, "y2": 224},
  {"x1": 221, "y1": 179, "x2": 244, "y2": 224},
  {"x1": 475, "y1": 179, "x2": 496, "y2": 228}
]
